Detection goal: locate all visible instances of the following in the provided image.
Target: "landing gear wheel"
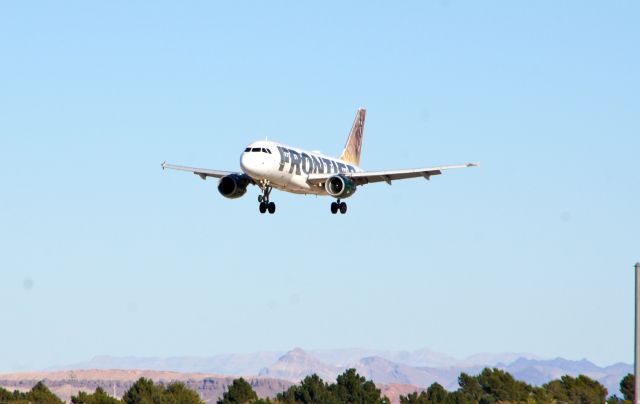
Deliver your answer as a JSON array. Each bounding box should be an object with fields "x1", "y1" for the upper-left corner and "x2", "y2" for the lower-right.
[
  {"x1": 330, "y1": 202, "x2": 338, "y2": 214},
  {"x1": 258, "y1": 184, "x2": 273, "y2": 214},
  {"x1": 339, "y1": 202, "x2": 347, "y2": 214}
]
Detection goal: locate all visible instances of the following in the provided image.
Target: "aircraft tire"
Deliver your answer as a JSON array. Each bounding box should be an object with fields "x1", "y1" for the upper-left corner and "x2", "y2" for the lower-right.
[
  {"x1": 259, "y1": 202, "x2": 267, "y2": 214},
  {"x1": 268, "y1": 202, "x2": 276, "y2": 214},
  {"x1": 339, "y1": 202, "x2": 347, "y2": 214},
  {"x1": 331, "y1": 202, "x2": 338, "y2": 214}
]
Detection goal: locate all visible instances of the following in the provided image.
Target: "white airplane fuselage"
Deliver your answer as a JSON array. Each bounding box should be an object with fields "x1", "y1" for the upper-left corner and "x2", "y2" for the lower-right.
[
  {"x1": 162, "y1": 107, "x2": 476, "y2": 215},
  {"x1": 240, "y1": 140, "x2": 363, "y2": 196}
]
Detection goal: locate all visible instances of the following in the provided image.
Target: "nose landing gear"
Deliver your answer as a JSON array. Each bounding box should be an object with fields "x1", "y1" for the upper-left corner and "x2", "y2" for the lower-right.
[
  {"x1": 331, "y1": 199, "x2": 347, "y2": 214},
  {"x1": 258, "y1": 184, "x2": 276, "y2": 214}
]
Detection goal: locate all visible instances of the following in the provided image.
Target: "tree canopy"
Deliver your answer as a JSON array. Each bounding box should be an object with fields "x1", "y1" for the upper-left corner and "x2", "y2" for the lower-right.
[
  {"x1": 620, "y1": 373, "x2": 634, "y2": 402},
  {"x1": 0, "y1": 368, "x2": 626, "y2": 404},
  {"x1": 277, "y1": 374, "x2": 337, "y2": 404},
  {"x1": 544, "y1": 374, "x2": 608, "y2": 404},
  {"x1": 72, "y1": 386, "x2": 121, "y2": 404},
  {"x1": 397, "y1": 368, "x2": 608, "y2": 404},
  {"x1": 121, "y1": 377, "x2": 203, "y2": 404},
  {"x1": 217, "y1": 377, "x2": 260, "y2": 404},
  {"x1": 0, "y1": 381, "x2": 64, "y2": 404},
  {"x1": 329, "y1": 368, "x2": 389, "y2": 404}
]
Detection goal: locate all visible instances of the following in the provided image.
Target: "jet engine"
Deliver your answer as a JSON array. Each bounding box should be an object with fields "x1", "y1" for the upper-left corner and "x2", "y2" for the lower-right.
[
  {"x1": 218, "y1": 174, "x2": 250, "y2": 199},
  {"x1": 324, "y1": 175, "x2": 356, "y2": 198}
]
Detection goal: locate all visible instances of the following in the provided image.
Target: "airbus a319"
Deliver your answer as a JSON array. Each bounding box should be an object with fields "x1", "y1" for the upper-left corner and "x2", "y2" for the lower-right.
[{"x1": 162, "y1": 108, "x2": 477, "y2": 214}]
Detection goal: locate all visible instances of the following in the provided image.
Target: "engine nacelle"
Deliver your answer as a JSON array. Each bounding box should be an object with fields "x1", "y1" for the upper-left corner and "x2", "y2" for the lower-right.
[
  {"x1": 324, "y1": 175, "x2": 357, "y2": 198},
  {"x1": 218, "y1": 174, "x2": 249, "y2": 199}
]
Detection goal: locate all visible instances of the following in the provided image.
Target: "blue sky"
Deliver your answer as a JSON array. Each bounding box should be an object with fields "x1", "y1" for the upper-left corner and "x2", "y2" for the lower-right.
[{"x1": 0, "y1": 1, "x2": 638, "y2": 372}]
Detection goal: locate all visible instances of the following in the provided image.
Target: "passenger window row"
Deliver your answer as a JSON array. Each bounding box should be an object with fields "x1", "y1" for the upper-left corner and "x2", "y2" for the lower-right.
[{"x1": 244, "y1": 147, "x2": 272, "y2": 154}]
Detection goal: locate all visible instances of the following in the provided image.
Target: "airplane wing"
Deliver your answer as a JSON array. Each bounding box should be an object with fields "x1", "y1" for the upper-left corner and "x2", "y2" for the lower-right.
[
  {"x1": 307, "y1": 163, "x2": 478, "y2": 186},
  {"x1": 161, "y1": 162, "x2": 235, "y2": 180}
]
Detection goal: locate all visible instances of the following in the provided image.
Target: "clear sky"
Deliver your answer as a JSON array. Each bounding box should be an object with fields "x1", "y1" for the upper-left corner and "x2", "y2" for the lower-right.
[{"x1": 1, "y1": 1, "x2": 638, "y2": 373}]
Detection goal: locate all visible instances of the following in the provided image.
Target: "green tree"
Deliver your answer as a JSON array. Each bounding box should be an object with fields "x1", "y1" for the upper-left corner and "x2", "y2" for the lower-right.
[
  {"x1": 529, "y1": 386, "x2": 555, "y2": 404},
  {"x1": 445, "y1": 391, "x2": 473, "y2": 404},
  {"x1": 120, "y1": 378, "x2": 204, "y2": 404},
  {"x1": 544, "y1": 374, "x2": 608, "y2": 404},
  {"x1": 329, "y1": 368, "x2": 389, "y2": 404},
  {"x1": 399, "y1": 384, "x2": 450, "y2": 404},
  {"x1": 122, "y1": 378, "x2": 166, "y2": 404},
  {"x1": 607, "y1": 395, "x2": 625, "y2": 404},
  {"x1": 165, "y1": 382, "x2": 202, "y2": 404},
  {"x1": 72, "y1": 387, "x2": 121, "y2": 404},
  {"x1": 7, "y1": 389, "x2": 28, "y2": 404},
  {"x1": 217, "y1": 378, "x2": 259, "y2": 404},
  {"x1": 456, "y1": 372, "x2": 482, "y2": 403},
  {"x1": 24, "y1": 381, "x2": 64, "y2": 404},
  {"x1": 0, "y1": 387, "x2": 14, "y2": 401},
  {"x1": 620, "y1": 373, "x2": 634, "y2": 402},
  {"x1": 425, "y1": 383, "x2": 449, "y2": 403},
  {"x1": 277, "y1": 374, "x2": 337, "y2": 404},
  {"x1": 399, "y1": 391, "x2": 429, "y2": 404},
  {"x1": 475, "y1": 368, "x2": 533, "y2": 403}
]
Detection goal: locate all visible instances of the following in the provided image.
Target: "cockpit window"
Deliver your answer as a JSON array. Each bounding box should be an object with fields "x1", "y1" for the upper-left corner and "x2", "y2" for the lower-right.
[{"x1": 247, "y1": 147, "x2": 272, "y2": 153}]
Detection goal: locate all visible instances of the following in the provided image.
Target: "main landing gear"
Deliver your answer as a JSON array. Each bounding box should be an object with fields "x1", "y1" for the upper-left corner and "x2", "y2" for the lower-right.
[
  {"x1": 331, "y1": 199, "x2": 347, "y2": 215},
  {"x1": 258, "y1": 184, "x2": 276, "y2": 214}
]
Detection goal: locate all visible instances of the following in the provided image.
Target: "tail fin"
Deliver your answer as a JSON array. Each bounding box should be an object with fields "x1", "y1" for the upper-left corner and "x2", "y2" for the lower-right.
[{"x1": 340, "y1": 107, "x2": 366, "y2": 166}]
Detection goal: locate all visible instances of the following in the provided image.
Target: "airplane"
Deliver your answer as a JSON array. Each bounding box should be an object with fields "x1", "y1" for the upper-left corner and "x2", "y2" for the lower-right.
[{"x1": 162, "y1": 108, "x2": 477, "y2": 214}]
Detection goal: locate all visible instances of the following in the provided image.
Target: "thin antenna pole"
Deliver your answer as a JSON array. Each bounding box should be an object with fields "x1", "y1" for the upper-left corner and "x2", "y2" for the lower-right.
[{"x1": 635, "y1": 262, "x2": 640, "y2": 404}]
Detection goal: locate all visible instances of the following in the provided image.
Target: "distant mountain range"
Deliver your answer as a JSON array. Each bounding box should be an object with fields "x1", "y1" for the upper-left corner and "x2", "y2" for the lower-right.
[
  {"x1": 50, "y1": 348, "x2": 631, "y2": 397},
  {"x1": 0, "y1": 370, "x2": 293, "y2": 404}
]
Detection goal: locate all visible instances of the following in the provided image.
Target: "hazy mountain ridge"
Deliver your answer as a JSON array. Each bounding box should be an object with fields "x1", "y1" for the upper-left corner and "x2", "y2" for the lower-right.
[
  {"x1": 258, "y1": 348, "x2": 340, "y2": 382},
  {"x1": 54, "y1": 352, "x2": 283, "y2": 375},
  {"x1": 259, "y1": 349, "x2": 630, "y2": 396},
  {"x1": 498, "y1": 357, "x2": 631, "y2": 396},
  {"x1": 54, "y1": 349, "x2": 537, "y2": 374},
  {"x1": 48, "y1": 348, "x2": 631, "y2": 397}
]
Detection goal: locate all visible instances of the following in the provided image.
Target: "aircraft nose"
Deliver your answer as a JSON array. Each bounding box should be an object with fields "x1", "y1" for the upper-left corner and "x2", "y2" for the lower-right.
[
  {"x1": 240, "y1": 152, "x2": 251, "y2": 173},
  {"x1": 240, "y1": 151, "x2": 262, "y2": 177}
]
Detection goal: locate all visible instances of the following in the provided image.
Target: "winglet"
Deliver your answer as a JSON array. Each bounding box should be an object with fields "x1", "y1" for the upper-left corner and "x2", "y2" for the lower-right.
[
  {"x1": 161, "y1": 161, "x2": 167, "y2": 170},
  {"x1": 467, "y1": 163, "x2": 479, "y2": 167}
]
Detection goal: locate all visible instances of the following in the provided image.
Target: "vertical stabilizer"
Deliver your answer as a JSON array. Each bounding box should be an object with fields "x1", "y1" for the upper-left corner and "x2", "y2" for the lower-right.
[{"x1": 340, "y1": 107, "x2": 366, "y2": 166}]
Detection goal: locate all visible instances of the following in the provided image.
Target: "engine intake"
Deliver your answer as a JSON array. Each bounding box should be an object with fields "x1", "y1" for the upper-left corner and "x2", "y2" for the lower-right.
[
  {"x1": 218, "y1": 174, "x2": 249, "y2": 199},
  {"x1": 325, "y1": 175, "x2": 356, "y2": 198}
]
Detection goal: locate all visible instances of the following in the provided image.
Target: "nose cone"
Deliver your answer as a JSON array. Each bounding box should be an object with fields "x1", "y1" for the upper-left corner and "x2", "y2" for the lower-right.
[
  {"x1": 240, "y1": 150, "x2": 263, "y2": 178},
  {"x1": 240, "y1": 152, "x2": 252, "y2": 174}
]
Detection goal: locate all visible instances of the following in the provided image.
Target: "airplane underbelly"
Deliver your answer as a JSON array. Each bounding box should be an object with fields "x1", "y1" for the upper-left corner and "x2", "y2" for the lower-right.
[{"x1": 269, "y1": 171, "x2": 326, "y2": 196}]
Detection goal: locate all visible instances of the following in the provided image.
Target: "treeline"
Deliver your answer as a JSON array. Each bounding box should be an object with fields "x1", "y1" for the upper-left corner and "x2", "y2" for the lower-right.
[
  {"x1": 0, "y1": 368, "x2": 635, "y2": 404},
  {"x1": 398, "y1": 368, "x2": 634, "y2": 404},
  {"x1": 0, "y1": 379, "x2": 200, "y2": 404}
]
